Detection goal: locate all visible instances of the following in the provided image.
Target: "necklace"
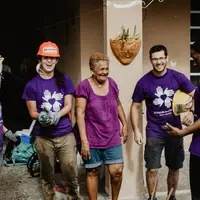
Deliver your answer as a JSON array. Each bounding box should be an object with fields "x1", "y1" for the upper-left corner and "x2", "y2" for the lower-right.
[{"x1": 91, "y1": 77, "x2": 104, "y2": 88}]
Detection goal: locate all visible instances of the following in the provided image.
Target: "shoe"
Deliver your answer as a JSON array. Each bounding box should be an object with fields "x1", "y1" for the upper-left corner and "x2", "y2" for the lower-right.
[
  {"x1": 148, "y1": 197, "x2": 157, "y2": 200},
  {"x1": 169, "y1": 195, "x2": 176, "y2": 200}
]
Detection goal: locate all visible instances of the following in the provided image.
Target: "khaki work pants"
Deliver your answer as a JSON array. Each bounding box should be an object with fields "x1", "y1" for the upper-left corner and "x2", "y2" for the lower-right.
[{"x1": 35, "y1": 133, "x2": 80, "y2": 200}]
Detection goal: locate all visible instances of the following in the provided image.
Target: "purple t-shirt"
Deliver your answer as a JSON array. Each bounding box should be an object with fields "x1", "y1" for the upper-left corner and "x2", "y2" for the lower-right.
[
  {"x1": 0, "y1": 104, "x2": 3, "y2": 152},
  {"x1": 23, "y1": 74, "x2": 75, "y2": 138},
  {"x1": 189, "y1": 86, "x2": 200, "y2": 157},
  {"x1": 132, "y1": 69, "x2": 195, "y2": 138},
  {"x1": 75, "y1": 77, "x2": 121, "y2": 149}
]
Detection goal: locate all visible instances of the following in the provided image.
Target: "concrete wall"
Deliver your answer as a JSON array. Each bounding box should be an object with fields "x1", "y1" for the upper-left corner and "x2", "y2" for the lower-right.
[
  {"x1": 79, "y1": 0, "x2": 104, "y2": 79},
  {"x1": 104, "y1": 1, "x2": 143, "y2": 199},
  {"x1": 44, "y1": 0, "x2": 81, "y2": 87},
  {"x1": 143, "y1": 0, "x2": 190, "y2": 74}
]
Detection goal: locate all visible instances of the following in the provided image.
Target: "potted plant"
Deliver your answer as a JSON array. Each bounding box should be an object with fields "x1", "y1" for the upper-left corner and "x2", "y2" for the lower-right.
[{"x1": 110, "y1": 25, "x2": 141, "y2": 65}]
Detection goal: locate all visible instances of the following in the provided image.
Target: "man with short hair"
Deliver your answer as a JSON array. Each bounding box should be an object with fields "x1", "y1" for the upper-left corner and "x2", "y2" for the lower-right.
[{"x1": 130, "y1": 45, "x2": 195, "y2": 200}]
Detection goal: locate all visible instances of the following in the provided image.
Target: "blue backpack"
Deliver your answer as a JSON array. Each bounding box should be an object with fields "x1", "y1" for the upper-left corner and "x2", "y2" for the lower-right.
[{"x1": 4, "y1": 135, "x2": 37, "y2": 166}]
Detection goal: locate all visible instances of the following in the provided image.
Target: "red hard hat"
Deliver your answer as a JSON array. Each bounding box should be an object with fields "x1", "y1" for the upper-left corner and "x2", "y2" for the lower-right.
[{"x1": 37, "y1": 41, "x2": 60, "y2": 58}]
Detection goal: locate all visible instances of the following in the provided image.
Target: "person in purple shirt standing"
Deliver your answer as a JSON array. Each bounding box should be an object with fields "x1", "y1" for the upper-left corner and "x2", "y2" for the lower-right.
[
  {"x1": 75, "y1": 53, "x2": 128, "y2": 200},
  {"x1": 166, "y1": 41, "x2": 200, "y2": 200},
  {"x1": 130, "y1": 45, "x2": 195, "y2": 200},
  {"x1": 22, "y1": 41, "x2": 80, "y2": 200}
]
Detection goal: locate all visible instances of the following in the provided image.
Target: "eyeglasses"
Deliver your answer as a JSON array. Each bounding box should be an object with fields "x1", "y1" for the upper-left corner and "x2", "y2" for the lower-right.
[{"x1": 151, "y1": 57, "x2": 166, "y2": 63}]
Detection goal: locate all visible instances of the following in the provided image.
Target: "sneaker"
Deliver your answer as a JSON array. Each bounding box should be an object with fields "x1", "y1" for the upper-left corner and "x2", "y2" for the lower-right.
[
  {"x1": 148, "y1": 197, "x2": 157, "y2": 200},
  {"x1": 169, "y1": 195, "x2": 176, "y2": 200}
]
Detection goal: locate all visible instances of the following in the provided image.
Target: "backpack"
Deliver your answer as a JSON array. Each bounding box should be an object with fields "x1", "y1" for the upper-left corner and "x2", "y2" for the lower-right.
[{"x1": 4, "y1": 136, "x2": 36, "y2": 166}]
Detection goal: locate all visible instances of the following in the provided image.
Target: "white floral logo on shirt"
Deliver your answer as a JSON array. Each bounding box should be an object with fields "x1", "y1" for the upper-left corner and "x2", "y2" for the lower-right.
[
  {"x1": 41, "y1": 90, "x2": 63, "y2": 112},
  {"x1": 153, "y1": 86, "x2": 174, "y2": 108}
]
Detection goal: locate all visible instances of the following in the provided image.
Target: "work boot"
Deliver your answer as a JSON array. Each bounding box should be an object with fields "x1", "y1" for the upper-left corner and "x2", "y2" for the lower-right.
[
  {"x1": 169, "y1": 195, "x2": 176, "y2": 200},
  {"x1": 148, "y1": 197, "x2": 157, "y2": 200}
]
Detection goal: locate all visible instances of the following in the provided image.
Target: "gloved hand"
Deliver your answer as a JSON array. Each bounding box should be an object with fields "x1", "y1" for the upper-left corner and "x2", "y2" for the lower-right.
[
  {"x1": 38, "y1": 111, "x2": 52, "y2": 127},
  {"x1": 47, "y1": 110, "x2": 61, "y2": 126},
  {"x1": 5, "y1": 130, "x2": 21, "y2": 146}
]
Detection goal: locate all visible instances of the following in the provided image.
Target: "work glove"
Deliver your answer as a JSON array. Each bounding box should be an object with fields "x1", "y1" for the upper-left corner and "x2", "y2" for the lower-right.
[
  {"x1": 47, "y1": 110, "x2": 61, "y2": 126},
  {"x1": 5, "y1": 130, "x2": 21, "y2": 146},
  {"x1": 38, "y1": 111, "x2": 52, "y2": 127}
]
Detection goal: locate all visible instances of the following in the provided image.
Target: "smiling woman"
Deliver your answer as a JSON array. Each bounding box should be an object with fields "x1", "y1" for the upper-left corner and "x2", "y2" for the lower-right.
[
  {"x1": 75, "y1": 52, "x2": 128, "y2": 200},
  {"x1": 22, "y1": 41, "x2": 80, "y2": 200}
]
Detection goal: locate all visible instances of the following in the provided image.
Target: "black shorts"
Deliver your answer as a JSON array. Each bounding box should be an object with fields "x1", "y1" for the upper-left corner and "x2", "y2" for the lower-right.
[
  {"x1": 190, "y1": 153, "x2": 200, "y2": 200},
  {"x1": 144, "y1": 136, "x2": 184, "y2": 169}
]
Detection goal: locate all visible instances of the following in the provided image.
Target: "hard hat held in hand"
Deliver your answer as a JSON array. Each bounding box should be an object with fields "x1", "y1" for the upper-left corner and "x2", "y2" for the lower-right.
[
  {"x1": 172, "y1": 90, "x2": 193, "y2": 116},
  {"x1": 37, "y1": 41, "x2": 60, "y2": 58}
]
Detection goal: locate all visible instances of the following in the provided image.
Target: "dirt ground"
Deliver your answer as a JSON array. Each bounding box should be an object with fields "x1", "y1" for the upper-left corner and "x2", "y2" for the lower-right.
[
  {"x1": 0, "y1": 164, "x2": 108, "y2": 200},
  {"x1": 0, "y1": 164, "x2": 191, "y2": 200},
  {"x1": 0, "y1": 153, "x2": 191, "y2": 200}
]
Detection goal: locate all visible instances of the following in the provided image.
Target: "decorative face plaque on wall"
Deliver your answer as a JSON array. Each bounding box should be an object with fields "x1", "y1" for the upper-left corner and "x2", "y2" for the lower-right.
[{"x1": 110, "y1": 26, "x2": 141, "y2": 65}]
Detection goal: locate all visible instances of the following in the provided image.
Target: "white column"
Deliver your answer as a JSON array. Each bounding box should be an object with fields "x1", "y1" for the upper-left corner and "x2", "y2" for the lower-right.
[{"x1": 104, "y1": 1, "x2": 144, "y2": 199}]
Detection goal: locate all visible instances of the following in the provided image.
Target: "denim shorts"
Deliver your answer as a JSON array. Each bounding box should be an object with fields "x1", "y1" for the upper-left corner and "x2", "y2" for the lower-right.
[{"x1": 84, "y1": 144, "x2": 124, "y2": 168}]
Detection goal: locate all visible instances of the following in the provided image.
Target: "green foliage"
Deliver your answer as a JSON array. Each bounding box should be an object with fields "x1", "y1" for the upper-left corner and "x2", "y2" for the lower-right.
[{"x1": 117, "y1": 25, "x2": 140, "y2": 41}]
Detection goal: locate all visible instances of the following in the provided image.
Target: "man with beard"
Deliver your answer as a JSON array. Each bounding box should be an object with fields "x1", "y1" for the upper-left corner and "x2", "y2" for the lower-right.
[{"x1": 130, "y1": 45, "x2": 195, "y2": 200}]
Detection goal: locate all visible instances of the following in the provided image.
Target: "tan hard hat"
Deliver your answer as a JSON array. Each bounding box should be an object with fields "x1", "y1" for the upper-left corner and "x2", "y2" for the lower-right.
[{"x1": 172, "y1": 90, "x2": 193, "y2": 116}]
